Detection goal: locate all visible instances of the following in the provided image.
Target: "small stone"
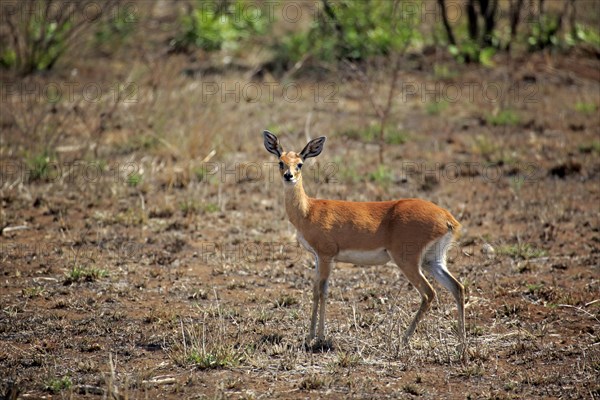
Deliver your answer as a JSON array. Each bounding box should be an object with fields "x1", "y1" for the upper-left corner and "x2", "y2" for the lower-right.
[{"x1": 482, "y1": 243, "x2": 495, "y2": 259}]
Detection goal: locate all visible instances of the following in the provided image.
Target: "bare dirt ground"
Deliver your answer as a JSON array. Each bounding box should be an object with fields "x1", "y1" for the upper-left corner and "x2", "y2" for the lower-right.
[{"x1": 1, "y1": 8, "x2": 600, "y2": 400}]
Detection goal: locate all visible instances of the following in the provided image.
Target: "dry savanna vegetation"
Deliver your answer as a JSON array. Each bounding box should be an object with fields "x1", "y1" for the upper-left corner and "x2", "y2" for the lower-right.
[{"x1": 1, "y1": 1, "x2": 599, "y2": 399}]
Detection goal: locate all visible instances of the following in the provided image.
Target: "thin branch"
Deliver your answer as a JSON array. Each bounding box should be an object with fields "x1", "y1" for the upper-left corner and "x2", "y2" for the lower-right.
[{"x1": 437, "y1": 0, "x2": 457, "y2": 46}]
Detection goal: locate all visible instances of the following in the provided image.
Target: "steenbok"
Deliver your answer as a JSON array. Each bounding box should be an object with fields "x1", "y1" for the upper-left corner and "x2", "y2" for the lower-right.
[{"x1": 263, "y1": 131, "x2": 466, "y2": 349}]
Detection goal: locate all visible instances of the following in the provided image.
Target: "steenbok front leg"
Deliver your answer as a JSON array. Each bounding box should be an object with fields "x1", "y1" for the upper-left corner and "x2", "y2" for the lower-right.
[{"x1": 309, "y1": 257, "x2": 332, "y2": 342}]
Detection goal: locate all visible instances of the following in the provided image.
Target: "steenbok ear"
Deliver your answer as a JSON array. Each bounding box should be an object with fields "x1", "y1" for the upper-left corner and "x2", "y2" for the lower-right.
[
  {"x1": 263, "y1": 130, "x2": 283, "y2": 157},
  {"x1": 299, "y1": 136, "x2": 327, "y2": 160}
]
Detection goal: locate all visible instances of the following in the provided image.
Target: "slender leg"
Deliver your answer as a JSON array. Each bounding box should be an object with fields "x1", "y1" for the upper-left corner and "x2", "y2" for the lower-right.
[
  {"x1": 316, "y1": 257, "x2": 332, "y2": 341},
  {"x1": 317, "y1": 279, "x2": 329, "y2": 340},
  {"x1": 308, "y1": 255, "x2": 320, "y2": 341},
  {"x1": 390, "y1": 253, "x2": 436, "y2": 344},
  {"x1": 425, "y1": 259, "x2": 466, "y2": 346},
  {"x1": 309, "y1": 278, "x2": 319, "y2": 340}
]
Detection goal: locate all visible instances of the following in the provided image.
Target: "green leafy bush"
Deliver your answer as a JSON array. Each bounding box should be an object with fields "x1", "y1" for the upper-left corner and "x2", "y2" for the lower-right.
[
  {"x1": 0, "y1": 1, "x2": 121, "y2": 74},
  {"x1": 172, "y1": 0, "x2": 269, "y2": 52},
  {"x1": 528, "y1": 14, "x2": 561, "y2": 51},
  {"x1": 272, "y1": 1, "x2": 418, "y2": 69}
]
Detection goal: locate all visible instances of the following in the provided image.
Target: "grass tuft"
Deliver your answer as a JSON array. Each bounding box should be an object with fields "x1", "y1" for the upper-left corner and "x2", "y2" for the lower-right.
[
  {"x1": 45, "y1": 376, "x2": 72, "y2": 393},
  {"x1": 498, "y1": 243, "x2": 547, "y2": 260},
  {"x1": 486, "y1": 109, "x2": 520, "y2": 126},
  {"x1": 187, "y1": 346, "x2": 241, "y2": 370},
  {"x1": 64, "y1": 266, "x2": 109, "y2": 285}
]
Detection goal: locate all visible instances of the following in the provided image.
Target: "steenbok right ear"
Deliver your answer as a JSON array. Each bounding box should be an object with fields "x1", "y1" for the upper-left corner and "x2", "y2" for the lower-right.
[
  {"x1": 299, "y1": 136, "x2": 327, "y2": 160},
  {"x1": 263, "y1": 130, "x2": 282, "y2": 157}
]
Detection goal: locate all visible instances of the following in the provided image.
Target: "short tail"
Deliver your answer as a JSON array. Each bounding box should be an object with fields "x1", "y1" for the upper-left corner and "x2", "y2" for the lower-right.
[{"x1": 446, "y1": 214, "x2": 462, "y2": 240}]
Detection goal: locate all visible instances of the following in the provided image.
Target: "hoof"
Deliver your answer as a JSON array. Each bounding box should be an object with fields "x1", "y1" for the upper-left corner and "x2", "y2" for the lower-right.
[{"x1": 304, "y1": 337, "x2": 334, "y2": 353}]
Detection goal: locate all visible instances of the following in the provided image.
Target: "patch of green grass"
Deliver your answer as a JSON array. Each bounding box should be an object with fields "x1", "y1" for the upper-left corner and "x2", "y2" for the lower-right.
[
  {"x1": 433, "y1": 63, "x2": 458, "y2": 80},
  {"x1": 574, "y1": 102, "x2": 597, "y2": 115},
  {"x1": 22, "y1": 286, "x2": 46, "y2": 298},
  {"x1": 369, "y1": 165, "x2": 394, "y2": 186},
  {"x1": 526, "y1": 283, "x2": 544, "y2": 294},
  {"x1": 203, "y1": 202, "x2": 220, "y2": 213},
  {"x1": 498, "y1": 243, "x2": 547, "y2": 260},
  {"x1": 578, "y1": 140, "x2": 600, "y2": 154},
  {"x1": 332, "y1": 156, "x2": 362, "y2": 184},
  {"x1": 64, "y1": 265, "x2": 109, "y2": 285},
  {"x1": 486, "y1": 109, "x2": 520, "y2": 126},
  {"x1": 255, "y1": 308, "x2": 273, "y2": 324},
  {"x1": 126, "y1": 172, "x2": 142, "y2": 187},
  {"x1": 275, "y1": 294, "x2": 298, "y2": 308},
  {"x1": 386, "y1": 130, "x2": 409, "y2": 145},
  {"x1": 342, "y1": 124, "x2": 408, "y2": 145},
  {"x1": 25, "y1": 152, "x2": 56, "y2": 182},
  {"x1": 187, "y1": 346, "x2": 241, "y2": 370},
  {"x1": 425, "y1": 99, "x2": 448, "y2": 115},
  {"x1": 45, "y1": 376, "x2": 72, "y2": 393}
]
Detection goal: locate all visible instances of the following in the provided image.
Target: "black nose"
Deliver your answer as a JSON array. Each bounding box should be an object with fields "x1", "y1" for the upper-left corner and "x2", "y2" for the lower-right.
[{"x1": 283, "y1": 172, "x2": 292, "y2": 180}]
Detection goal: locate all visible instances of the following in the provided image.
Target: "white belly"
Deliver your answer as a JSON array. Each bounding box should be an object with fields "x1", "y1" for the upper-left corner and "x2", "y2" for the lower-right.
[
  {"x1": 335, "y1": 248, "x2": 391, "y2": 265},
  {"x1": 296, "y1": 232, "x2": 390, "y2": 266}
]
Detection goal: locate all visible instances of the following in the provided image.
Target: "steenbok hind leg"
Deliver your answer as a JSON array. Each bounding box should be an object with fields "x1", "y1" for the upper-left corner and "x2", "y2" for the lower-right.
[
  {"x1": 390, "y1": 253, "x2": 436, "y2": 344},
  {"x1": 424, "y1": 258, "x2": 466, "y2": 345},
  {"x1": 422, "y1": 234, "x2": 466, "y2": 346}
]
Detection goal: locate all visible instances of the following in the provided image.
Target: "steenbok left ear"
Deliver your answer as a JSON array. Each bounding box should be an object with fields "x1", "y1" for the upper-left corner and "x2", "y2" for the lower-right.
[
  {"x1": 263, "y1": 130, "x2": 283, "y2": 157},
  {"x1": 299, "y1": 136, "x2": 327, "y2": 160}
]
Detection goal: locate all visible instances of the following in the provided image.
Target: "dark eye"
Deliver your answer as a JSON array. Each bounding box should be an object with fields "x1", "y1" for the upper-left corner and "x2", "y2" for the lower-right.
[
  {"x1": 297, "y1": 163, "x2": 303, "y2": 170},
  {"x1": 279, "y1": 161, "x2": 284, "y2": 169}
]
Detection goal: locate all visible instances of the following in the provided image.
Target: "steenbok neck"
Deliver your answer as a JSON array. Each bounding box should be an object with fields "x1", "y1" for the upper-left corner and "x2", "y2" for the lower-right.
[{"x1": 284, "y1": 177, "x2": 310, "y2": 226}]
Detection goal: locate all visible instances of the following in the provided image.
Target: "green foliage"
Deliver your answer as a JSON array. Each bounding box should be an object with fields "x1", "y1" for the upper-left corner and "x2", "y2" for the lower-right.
[
  {"x1": 203, "y1": 202, "x2": 220, "y2": 213},
  {"x1": 45, "y1": 376, "x2": 72, "y2": 393},
  {"x1": 173, "y1": 0, "x2": 269, "y2": 52},
  {"x1": 94, "y1": 5, "x2": 137, "y2": 48},
  {"x1": 0, "y1": 49, "x2": 17, "y2": 69},
  {"x1": 27, "y1": 19, "x2": 72, "y2": 71},
  {"x1": 433, "y1": 64, "x2": 458, "y2": 80},
  {"x1": 64, "y1": 265, "x2": 109, "y2": 284},
  {"x1": 272, "y1": 1, "x2": 418, "y2": 68},
  {"x1": 568, "y1": 23, "x2": 600, "y2": 48},
  {"x1": 369, "y1": 165, "x2": 394, "y2": 186},
  {"x1": 449, "y1": 42, "x2": 496, "y2": 66},
  {"x1": 127, "y1": 172, "x2": 142, "y2": 187},
  {"x1": 486, "y1": 109, "x2": 520, "y2": 126},
  {"x1": 426, "y1": 100, "x2": 449, "y2": 116},
  {"x1": 25, "y1": 151, "x2": 57, "y2": 183},
  {"x1": 498, "y1": 243, "x2": 547, "y2": 260},
  {"x1": 574, "y1": 102, "x2": 597, "y2": 115},
  {"x1": 275, "y1": 294, "x2": 298, "y2": 308},
  {"x1": 528, "y1": 14, "x2": 561, "y2": 51},
  {"x1": 0, "y1": 1, "x2": 120, "y2": 74},
  {"x1": 579, "y1": 140, "x2": 600, "y2": 155},
  {"x1": 187, "y1": 346, "x2": 241, "y2": 369},
  {"x1": 342, "y1": 124, "x2": 408, "y2": 145}
]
